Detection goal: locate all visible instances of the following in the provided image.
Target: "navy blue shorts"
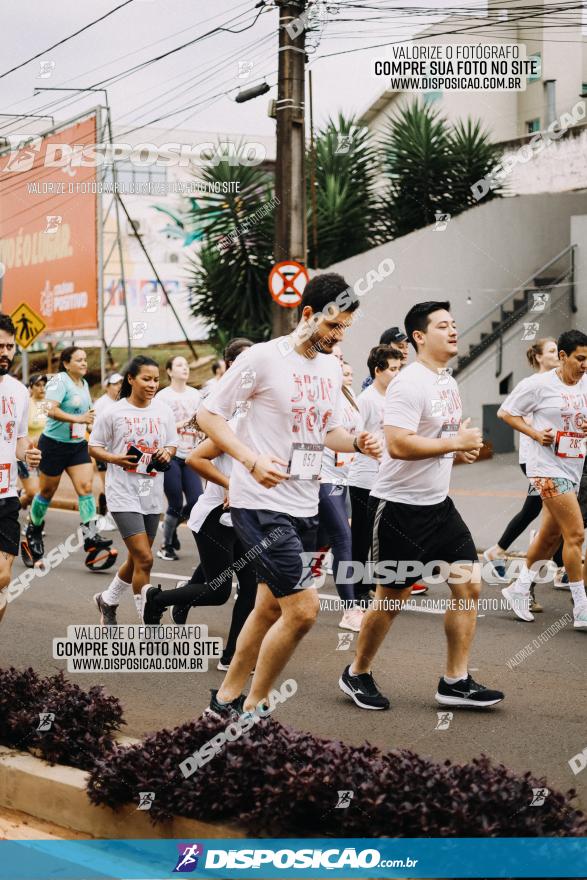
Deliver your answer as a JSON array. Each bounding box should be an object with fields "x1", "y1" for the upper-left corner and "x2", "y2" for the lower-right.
[{"x1": 230, "y1": 508, "x2": 318, "y2": 599}]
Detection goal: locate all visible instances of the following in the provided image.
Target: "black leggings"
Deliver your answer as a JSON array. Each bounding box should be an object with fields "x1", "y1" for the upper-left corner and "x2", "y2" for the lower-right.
[
  {"x1": 499, "y1": 464, "x2": 564, "y2": 567},
  {"x1": 153, "y1": 505, "x2": 257, "y2": 661}
]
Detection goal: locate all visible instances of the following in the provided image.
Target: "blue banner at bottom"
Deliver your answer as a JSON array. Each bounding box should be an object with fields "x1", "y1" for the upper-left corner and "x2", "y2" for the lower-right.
[{"x1": 0, "y1": 838, "x2": 586, "y2": 879}]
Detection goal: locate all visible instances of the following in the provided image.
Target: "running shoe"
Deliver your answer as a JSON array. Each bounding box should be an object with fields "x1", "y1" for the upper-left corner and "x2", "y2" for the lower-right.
[
  {"x1": 501, "y1": 584, "x2": 534, "y2": 622},
  {"x1": 94, "y1": 592, "x2": 118, "y2": 626},
  {"x1": 141, "y1": 585, "x2": 165, "y2": 625},
  {"x1": 339, "y1": 606, "x2": 364, "y2": 632},
  {"x1": 96, "y1": 512, "x2": 117, "y2": 532},
  {"x1": 205, "y1": 689, "x2": 246, "y2": 719},
  {"x1": 157, "y1": 545, "x2": 178, "y2": 561},
  {"x1": 217, "y1": 658, "x2": 232, "y2": 671},
  {"x1": 529, "y1": 584, "x2": 543, "y2": 613},
  {"x1": 435, "y1": 674, "x2": 505, "y2": 707},
  {"x1": 338, "y1": 665, "x2": 390, "y2": 710},
  {"x1": 21, "y1": 521, "x2": 44, "y2": 567},
  {"x1": 573, "y1": 603, "x2": 587, "y2": 629},
  {"x1": 553, "y1": 568, "x2": 570, "y2": 590},
  {"x1": 482, "y1": 550, "x2": 507, "y2": 583},
  {"x1": 411, "y1": 582, "x2": 428, "y2": 596}
]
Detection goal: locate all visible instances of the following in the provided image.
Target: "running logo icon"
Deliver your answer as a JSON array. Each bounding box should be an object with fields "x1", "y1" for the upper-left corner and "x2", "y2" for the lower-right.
[
  {"x1": 173, "y1": 843, "x2": 204, "y2": 872},
  {"x1": 529, "y1": 787, "x2": 549, "y2": 806}
]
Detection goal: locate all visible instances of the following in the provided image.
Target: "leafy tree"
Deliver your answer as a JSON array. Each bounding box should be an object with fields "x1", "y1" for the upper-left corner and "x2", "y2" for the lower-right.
[
  {"x1": 183, "y1": 148, "x2": 276, "y2": 343},
  {"x1": 308, "y1": 114, "x2": 382, "y2": 268}
]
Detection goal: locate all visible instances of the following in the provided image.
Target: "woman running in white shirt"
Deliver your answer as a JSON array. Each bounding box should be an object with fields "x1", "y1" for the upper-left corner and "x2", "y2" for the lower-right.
[
  {"x1": 89, "y1": 356, "x2": 178, "y2": 624},
  {"x1": 499, "y1": 330, "x2": 587, "y2": 627},
  {"x1": 156, "y1": 356, "x2": 203, "y2": 561}
]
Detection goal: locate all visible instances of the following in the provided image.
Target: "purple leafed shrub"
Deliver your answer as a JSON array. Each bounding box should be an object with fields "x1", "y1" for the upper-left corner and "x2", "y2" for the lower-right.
[
  {"x1": 87, "y1": 714, "x2": 586, "y2": 836},
  {"x1": 0, "y1": 667, "x2": 125, "y2": 771}
]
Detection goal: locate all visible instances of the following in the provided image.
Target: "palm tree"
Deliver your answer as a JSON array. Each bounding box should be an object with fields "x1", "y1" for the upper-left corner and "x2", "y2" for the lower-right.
[
  {"x1": 183, "y1": 145, "x2": 277, "y2": 343},
  {"x1": 379, "y1": 101, "x2": 501, "y2": 238},
  {"x1": 379, "y1": 101, "x2": 451, "y2": 238},
  {"x1": 308, "y1": 114, "x2": 382, "y2": 268}
]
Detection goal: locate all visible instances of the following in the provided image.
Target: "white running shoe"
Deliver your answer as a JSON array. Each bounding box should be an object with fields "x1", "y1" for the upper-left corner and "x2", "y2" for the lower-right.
[
  {"x1": 96, "y1": 512, "x2": 117, "y2": 532},
  {"x1": 573, "y1": 603, "x2": 587, "y2": 629},
  {"x1": 553, "y1": 567, "x2": 570, "y2": 590},
  {"x1": 339, "y1": 605, "x2": 364, "y2": 632},
  {"x1": 501, "y1": 584, "x2": 534, "y2": 622}
]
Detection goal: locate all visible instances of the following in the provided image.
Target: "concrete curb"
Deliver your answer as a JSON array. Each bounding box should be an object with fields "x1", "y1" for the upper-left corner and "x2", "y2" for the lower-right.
[{"x1": 0, "y1": 745, "x2": 244, "y2": 840}]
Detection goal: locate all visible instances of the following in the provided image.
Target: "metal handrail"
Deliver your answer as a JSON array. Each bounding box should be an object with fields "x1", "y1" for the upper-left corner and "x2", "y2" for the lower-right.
[{"x1": 458, "y1": 244, "x2": 576, "y2": 340}]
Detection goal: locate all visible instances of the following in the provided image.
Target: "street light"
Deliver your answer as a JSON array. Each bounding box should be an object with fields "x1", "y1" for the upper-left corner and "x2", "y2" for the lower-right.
[{"x1": 235, "y1": 82, "x2": 271, "y2": 103}]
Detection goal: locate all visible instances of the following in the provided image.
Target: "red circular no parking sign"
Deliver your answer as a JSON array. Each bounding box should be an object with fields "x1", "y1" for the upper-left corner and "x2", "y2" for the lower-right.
[{"x1": 268, "y1": 261, "x2": 309, "y2": 308}]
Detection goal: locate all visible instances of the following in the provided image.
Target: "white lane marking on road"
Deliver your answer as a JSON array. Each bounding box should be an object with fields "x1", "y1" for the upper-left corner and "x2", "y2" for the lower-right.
[{"x1": 151, "y1": 571, "x2": 190, "y2": 581}]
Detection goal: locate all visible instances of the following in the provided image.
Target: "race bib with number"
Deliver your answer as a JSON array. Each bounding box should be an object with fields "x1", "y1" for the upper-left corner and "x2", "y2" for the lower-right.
[
  {"x1": 440, "y1": 422, "x2": 460, "y2": 459},
  {"x1": 70, "y1": 421, "x2": 86, "y2": 439},
  {"x1": 0, "y1": 463, "x2": 10, "y2": 494},
  {"x1": 126, "y1": 443, "x2": 156, "y2": 476},
  {"x1": 288, "y1": 443, "x2": 324, "y2": 481},
  {"x1": 555, "y1": 431, "x2": 586, "y2": 459}
]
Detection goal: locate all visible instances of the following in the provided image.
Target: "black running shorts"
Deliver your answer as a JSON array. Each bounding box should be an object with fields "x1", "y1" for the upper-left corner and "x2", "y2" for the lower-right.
[
  {"x1": 371, "y1": 496, "x2": 478, "y2": 589},
  {"x1": 38, "y1": 434, "x2": 91, "y2": 476},
  {"x1": 0, "y1": 497, "x2": 22, "y2": 557}
]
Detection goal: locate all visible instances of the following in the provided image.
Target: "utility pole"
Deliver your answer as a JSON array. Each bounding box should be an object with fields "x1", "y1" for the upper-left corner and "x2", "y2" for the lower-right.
[{"x1": 272, "y1": 0, "x2": 307, "y2": 338}]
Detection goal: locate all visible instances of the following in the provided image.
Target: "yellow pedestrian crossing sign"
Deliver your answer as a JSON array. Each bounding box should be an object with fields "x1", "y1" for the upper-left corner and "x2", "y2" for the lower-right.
[{"x1": 10, "y1": 302, "x2": 46, "y2": 349}]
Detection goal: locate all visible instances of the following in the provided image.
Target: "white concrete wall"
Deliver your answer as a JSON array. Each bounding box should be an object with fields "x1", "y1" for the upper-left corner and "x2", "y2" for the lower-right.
[{"x1": 330, "y1": 192, "x2": 587, "y2": 427}]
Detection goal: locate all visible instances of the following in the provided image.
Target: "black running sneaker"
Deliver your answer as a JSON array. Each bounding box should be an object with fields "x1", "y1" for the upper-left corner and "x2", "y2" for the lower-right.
[
  {"x1": 170, "y1": 604, "x2": 190, "y2": 625},
  {"x1": 206, "y1": 689, "x2": 245, "y2": 719},
  {"x1": 435, "y1": 674, "x2": 505, "y2": 708},
  {"x1": 142, "y1": 585, "x2": 165, "y2": 625},
  {"x1": 21, "y1": 521, "x2": 44, "y2": 567},
  {"x1": 94, "y1": 592, "x2": 118, "y2": 626},
  {"x1": 338, "y1": 665, "x2": 390, "y2": 710}
]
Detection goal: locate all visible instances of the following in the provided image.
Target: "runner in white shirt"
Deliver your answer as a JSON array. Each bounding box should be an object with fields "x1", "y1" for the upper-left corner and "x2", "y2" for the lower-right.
[
  {"x1": 93, "y1": 372, "x2": 123, "y2": 527},
  {"x1": 197, "y1": 273, "x2": 382, "y2": 718},
  {"x1": 140, "y1": 339, "x2": 258, "y2": 668},
  {"x1": 0, "y1": 314, "x2": 41, "y2": 625},
  {"x1": 348, "y1": 345, "x2": 408, "y2": 603},
  {"x1": 156, "y1": 356, "x2": 203, "y2": 561},
  {"x1": 89, "y1": 356, "x2": 178, "y2": 624},
  {"x1": 340, "y1": 301, "x2": 505, "y2": 711},
  {"x1": 499, "y1": 330, "x2": 587, "y2": 627},
  {"x1": 483, "y1": 339, "x2": 560, "y2": 605}
]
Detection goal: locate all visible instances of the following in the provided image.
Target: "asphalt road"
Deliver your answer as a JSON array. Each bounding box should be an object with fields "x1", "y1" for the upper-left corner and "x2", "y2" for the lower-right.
[{"x1": 2, "y1": 458, "x2": 586, "y2": 811}]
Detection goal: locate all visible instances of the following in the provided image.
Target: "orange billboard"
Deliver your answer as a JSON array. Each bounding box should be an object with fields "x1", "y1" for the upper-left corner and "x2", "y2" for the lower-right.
[{"x1": 0, "y1": 115, "x2": 98, "y2": 332}]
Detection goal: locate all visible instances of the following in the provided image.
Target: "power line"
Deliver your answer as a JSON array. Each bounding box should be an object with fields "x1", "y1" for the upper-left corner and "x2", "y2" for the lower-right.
[{"x1": 0, "y1": 0, "x2": 136, "y2": 82}]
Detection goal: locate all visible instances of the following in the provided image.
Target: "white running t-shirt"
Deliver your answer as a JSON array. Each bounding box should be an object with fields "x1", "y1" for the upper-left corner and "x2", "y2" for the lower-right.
[
  {"x1": 93, "y1": 393, "x2": 118, "y2": 419},
  {"x1": 347, "y1": 384, "x2": 385, "y2": 490},
  {"x1": 372, "y1": 361, "x2": 463, "y2": 506},
  {"x1": 501, "y1": 369, "x2": 587, "y2": 483},
  {"x1": 156, "y1": 385, "x2": 203, "y2": 459},
  {"x1": 201, "y1": 338, "x2": 344, "y2": 517},
  {"x1": 89, "y1": 398, "x2": 178, "y2": 514},
  {"x1": 321, "y1": 392, "x2": 362, "y2": 485},
  {"x1": 0, "y1": 375, "x2": 29, "y2": 499},
  {"x1": 188, "y1": 452, "x2": 232, "y2": 534}
]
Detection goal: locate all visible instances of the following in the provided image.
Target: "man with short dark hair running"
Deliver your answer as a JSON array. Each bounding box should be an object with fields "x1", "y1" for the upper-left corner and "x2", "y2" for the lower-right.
[
  {"x1": 197, "y1": 273, "x2": 382, "y2": 717},
  {"x1": 340, "y1": 301, "x2": 505, "y2": 711}
]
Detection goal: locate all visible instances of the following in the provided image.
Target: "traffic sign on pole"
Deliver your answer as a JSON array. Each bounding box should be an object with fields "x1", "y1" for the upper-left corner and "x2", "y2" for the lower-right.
[
  {"x1": 10, "y1": 302, "x2": 46, "y2": 349},
  {"x1": 268, "y1": 261, "x2": 309, "y2": 308}
]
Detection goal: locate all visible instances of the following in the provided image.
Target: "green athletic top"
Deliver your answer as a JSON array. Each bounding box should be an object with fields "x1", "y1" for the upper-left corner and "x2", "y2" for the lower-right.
[{"x1": 42, "y1": 372, "x2": 92, "y2": 444}]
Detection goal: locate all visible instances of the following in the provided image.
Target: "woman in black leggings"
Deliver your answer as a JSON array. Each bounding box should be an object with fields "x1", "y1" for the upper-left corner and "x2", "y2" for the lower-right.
[
  {"x1": 483, "y1": 338, "x2": 560, "y2": 607},
  {"x1": 142, "y1": 338, "x2": 256, "y2": 669}
]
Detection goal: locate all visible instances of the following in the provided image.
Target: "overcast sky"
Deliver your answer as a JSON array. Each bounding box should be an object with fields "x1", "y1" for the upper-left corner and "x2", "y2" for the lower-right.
[{"x1": 0, "y1": 0, "x2": 489, "y2": 142}]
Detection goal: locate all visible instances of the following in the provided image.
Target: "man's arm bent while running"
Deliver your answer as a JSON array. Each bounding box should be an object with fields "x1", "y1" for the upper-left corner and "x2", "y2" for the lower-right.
[{"x1": 386, "y1": 418, "x2": 482, "y2": 461}]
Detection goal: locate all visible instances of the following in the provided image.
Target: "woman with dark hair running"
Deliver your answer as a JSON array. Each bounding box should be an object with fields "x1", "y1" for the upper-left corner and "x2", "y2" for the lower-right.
[
  {"x1": 140, "y1": 339, "x2": 257, "y2": 671},
  {"x1": 483, "y1": 338, "x2": 560, "y2": 610},
  {"x1": 22, "y1": 346, "x2": 117, "y2": 571},
  {"x1": 89, "y1": 356, "x2": 178, "y2": 624},
  {"x1": 156, "y1": 355, "x2": 203, "y2": 561}
]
